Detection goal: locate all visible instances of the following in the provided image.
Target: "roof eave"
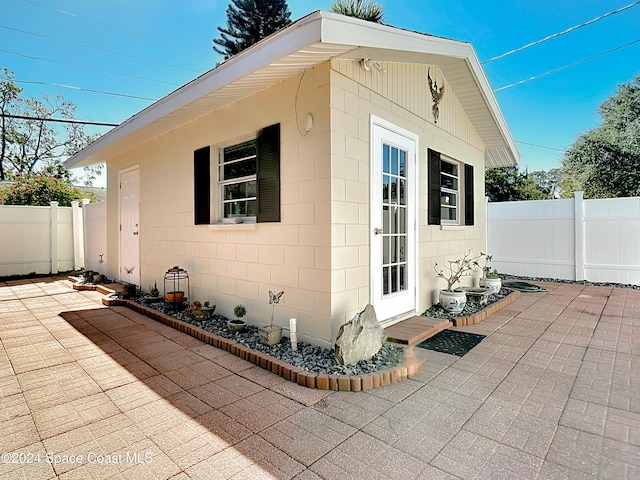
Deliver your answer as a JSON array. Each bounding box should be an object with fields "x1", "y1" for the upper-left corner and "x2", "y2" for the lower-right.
[{"x1": 65, "y1": 10, "x2": 519, "y2": 169}]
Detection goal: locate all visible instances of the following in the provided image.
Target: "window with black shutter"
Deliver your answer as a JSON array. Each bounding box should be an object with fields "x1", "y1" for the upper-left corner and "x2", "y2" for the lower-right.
[
  {"x1": 427, "y1": 148, "x2": 474, "y2": 226},
  {"x1": 194, "y1": 146, "x2": 211, "y2": 225},
  {"x1": 193, "y1": 123, "x2": 281, "y2": 225}
]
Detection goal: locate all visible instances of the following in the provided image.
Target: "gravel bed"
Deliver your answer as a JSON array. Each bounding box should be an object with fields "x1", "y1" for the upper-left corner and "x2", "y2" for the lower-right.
[
  {"x1": 422, "y1": 288, "x2": 512, "y2": 320},
  {"x1": 500, "y1": 274, "x2": 640, "y2": 290},
  {"x1": 76, "y1": 273, "x2": 637, "y2": 376},
  {"x1": 136, "y1": 298, "x2": 405, "y2": 376}
]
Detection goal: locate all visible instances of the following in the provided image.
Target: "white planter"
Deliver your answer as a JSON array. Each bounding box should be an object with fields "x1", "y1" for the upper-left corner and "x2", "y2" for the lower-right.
[
  {"x1": 439, "y1": 289, "x2": 467, "y2": 314},
  {"x1": 479, "y1": 277, "x2": 502, "y2": 295}
]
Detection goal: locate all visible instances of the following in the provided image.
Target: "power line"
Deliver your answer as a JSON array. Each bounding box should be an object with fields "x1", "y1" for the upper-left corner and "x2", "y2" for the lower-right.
[
  {"x1": 0, "y1": 49, "x2": 182, "y2": 87},
  {"x1": 494, "y1": 39, "x2": 640, "y2": 92},
  {"x1": 20, "y1": 0, "x2": 213, "y2": 61},
  {"x1": 0, "y1": 24, "x2": 203, "y2": 74},
  {"x1": 1, "y1": 113, "x2": 118, "y2": 127},
  {"x1": 515, "y1": 140, "x2": 566, "y2": 152},
  {"x1": 13, "y1": 78, "x2": 158, "y2": 101},
  {"x1": 483, "y1": 1, "x2": 640, "y2": 64}
]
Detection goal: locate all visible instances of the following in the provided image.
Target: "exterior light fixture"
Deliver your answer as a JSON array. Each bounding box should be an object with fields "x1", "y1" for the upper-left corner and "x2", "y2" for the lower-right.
[{"x1": 361, "y1": 58, "x2": 386, "y2": 75}]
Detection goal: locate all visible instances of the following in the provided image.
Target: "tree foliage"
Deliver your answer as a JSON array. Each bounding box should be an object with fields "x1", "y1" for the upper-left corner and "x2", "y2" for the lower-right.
[
  {"x1": 331, "y1": 0, "x2": 385, "y2": 22},
  {"x1": 561, "y1": 75, "x2": 640, "y2": 198},
  {"x1": 0, "y1": 174, "x2": 97, "y2": 206},
  {"x1": 485, "y1": 166, "x2": 551, "y2": 202},
  {"x1": 0, "y1": 68, "x2": 99, "y2": 183},
  {"x1": 213, "y1": 0, "x2": 292, "y2": 60}
]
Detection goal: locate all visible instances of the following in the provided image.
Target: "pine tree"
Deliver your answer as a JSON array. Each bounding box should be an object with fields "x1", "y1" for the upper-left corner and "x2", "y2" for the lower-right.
[{"x1": 214, "y1": 0, "x2": 292, "y2": 60}]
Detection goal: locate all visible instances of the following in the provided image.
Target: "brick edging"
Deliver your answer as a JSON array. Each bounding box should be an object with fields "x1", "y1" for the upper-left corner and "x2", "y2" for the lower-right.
[
  {"x1": 449, "y1": 290, "x2": 522, "y2": 327},
  {"x1": 68, "y1": 280, "x2": 417, "y2": 391}
]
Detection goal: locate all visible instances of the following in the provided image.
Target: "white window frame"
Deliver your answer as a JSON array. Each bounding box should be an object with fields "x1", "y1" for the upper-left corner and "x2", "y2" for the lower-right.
[
  {"x1": 440, "y1": 157, "x2": 460, "y2": 225},
  {"x1": 217, "y1": 137, "x2": 258, "y2": 222}
]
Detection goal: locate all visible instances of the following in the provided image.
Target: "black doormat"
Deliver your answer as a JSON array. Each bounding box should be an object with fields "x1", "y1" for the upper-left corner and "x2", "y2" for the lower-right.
[
  {"x1": 416, "y1": 330, "x2": 486, "y2": 357},
  {"x1": 502, "y1": 281, "x2": 548, "y2": 293}
]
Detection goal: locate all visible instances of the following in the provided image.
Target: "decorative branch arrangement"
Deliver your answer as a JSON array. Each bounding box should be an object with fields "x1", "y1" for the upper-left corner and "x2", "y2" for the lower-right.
[{"x1": 434, "y1": 249, "x2": 484, "y2": 291}]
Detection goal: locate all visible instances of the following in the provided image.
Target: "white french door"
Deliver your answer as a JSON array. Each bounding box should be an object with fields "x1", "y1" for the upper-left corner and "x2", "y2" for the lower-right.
[
  {"x1": 370, "y1": 119, "x2": 417, "y2": 322},
  {"x1": 119, "y1": 167, "x2": 140, "y2": 286}
]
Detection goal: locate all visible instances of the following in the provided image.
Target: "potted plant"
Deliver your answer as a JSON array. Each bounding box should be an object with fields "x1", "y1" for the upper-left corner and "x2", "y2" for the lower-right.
[
  {"x1": 227, "y1": 304, "x2": 247, "y2": 332},
  {"x1": 434, "y1": 249, "x2": 483, "y2": 314},
  {"x1": 259, "y1": 290, "x2": 284, "y2": 346},
  {"x1": 479, "y1": 253, "x2": 502, "y2": 294},
  {"x1": 201, "y1": 301, "x2": 216, "y2": 319},
  {"x1": 147, "y1": 282, "x2": 161, "y2": 301},
  {"x1": 191, "y1": 300, "x2": 205, "y2": 319}
]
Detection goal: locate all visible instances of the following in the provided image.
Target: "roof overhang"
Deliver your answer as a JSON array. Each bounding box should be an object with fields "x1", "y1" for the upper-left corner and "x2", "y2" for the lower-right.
[{"x1": 65, "y1": 10, "x2": 519, "y2": 169}]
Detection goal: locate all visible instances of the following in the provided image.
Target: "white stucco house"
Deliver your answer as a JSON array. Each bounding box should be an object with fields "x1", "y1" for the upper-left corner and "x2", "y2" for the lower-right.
[{"x1": 66, "y1": 11, "x2": 518, "y2": 348}]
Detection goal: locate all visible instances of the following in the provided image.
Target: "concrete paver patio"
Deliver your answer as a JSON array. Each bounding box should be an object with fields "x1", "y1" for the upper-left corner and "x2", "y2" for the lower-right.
[{"x1": 0, "y1": 277, "x2": 638, "y2": 479}]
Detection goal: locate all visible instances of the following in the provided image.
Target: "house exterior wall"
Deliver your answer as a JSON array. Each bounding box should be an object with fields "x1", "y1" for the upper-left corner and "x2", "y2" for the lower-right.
[
  {"x1": 104, "y1": 63, "x2": 336, "y2": 347},
  {"x1": 329, "y1": 59, "x2": 488, "y2": 330},
  {"x1": 102, "y1": 58, "x2": 490, "y2": 348}
]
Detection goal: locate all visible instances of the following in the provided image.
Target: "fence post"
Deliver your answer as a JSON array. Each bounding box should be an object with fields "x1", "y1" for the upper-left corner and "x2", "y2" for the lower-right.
[
  {"x1": 574, "y1": 191, "x2": 585, "y2": 281},
  {"x1": 50, "y1": 201, "x2": 59, "y2": 274},
  {"x1": 71, "y1": 200, "x2": 84, "y2": 271}
]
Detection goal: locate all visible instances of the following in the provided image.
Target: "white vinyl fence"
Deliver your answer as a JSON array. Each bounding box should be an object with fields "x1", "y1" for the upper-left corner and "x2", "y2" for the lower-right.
[
  {"x1": 0, "y1": 201, "x2": 86, "y2": 277},
  {"x1": 487, "y1": 192, "x2": 640, "y2": 284},
  {"x1": 82, "y1": 201, "x2": 107, "y2": 275}
]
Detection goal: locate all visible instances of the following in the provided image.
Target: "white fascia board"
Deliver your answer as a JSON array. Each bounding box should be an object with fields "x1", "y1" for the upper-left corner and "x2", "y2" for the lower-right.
[
  {"x1": 320, "y1": 11, "x2": 471, "y2": 60},
  {"x1": 66, "y1": 12, "x2": 330, "y2": 169},
  {"x1": 321, "y1": 14, "x2": 519, "y2": 166},
  {"x1": 464, "y1": 53, "x2": 520, "y2": 165}
]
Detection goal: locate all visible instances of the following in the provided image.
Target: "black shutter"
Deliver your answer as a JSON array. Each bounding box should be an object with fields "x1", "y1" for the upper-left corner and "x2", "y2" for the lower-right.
[
  {"x1": 464, "y1": 163, "x2": 474, "y2": 226},
  {"x1": 257, "y1": 123, "x2": 281, "y2": 223},
  {"x1": 428, "y1": 148, "x2": 441, "y2": 225},
  {"x1": 194, "y1": 146, "x2": 210, "y2": 225}
]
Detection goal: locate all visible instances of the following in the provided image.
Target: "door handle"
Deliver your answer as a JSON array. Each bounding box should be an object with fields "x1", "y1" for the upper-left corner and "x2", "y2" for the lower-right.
[
  {"x1": 373, "y1": 227, "x2": 383, "y2": 235},
  {"x1": 133, "y1": 231, "x2": 139, "y2": 236}
]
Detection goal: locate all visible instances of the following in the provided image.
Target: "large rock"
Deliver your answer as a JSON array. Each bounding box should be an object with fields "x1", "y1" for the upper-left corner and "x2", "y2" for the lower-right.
[{"x1": 334, "y1": 304, "x2": 385, "y2": 365}]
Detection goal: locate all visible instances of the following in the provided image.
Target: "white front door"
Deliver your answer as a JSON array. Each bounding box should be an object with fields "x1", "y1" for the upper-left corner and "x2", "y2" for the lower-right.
[
  {"x1": 370, "y1": 119, "x2": 417, "y2": 322},
  {"x1": 119, "y1": 167, "x2": 140, "y2": 286}
]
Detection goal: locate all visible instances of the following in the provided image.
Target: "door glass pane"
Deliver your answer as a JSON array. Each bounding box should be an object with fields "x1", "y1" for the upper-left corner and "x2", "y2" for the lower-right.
[
  {"x1": 391, "y1": 265, "x2": 398, "y2": 293},
  {"x1": 383, "y1": 145, "x2": 390, "y2": 174},
  {"x1": 383, "y1": 266, "x2": 390, "y2": 295},
  {"x1": 391, "y1": 147, "x2": 398, "y2": 175},
  {"x1": 391, "y1": 236, "x2": 397, "y2": 263},
  {"x1": 380, "y1": 142, "x2": 410, "y2": 297},
  {"x1": 383, "y1": 176, "x2": 390, "y2": 203}
]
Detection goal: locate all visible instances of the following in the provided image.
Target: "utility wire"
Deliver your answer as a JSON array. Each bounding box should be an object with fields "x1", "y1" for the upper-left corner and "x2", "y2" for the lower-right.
[
  {"x1": 494, "y1": 39, "x2": 640, "y2": 92},
  {"x1": 13, "y1": 78, "x2": 158, "y2": 101},
  {"x1": 20, "y1": 0, "x2": 213, "y2": 61},
  {"x1": 0, "y1": 49, "x2": 182, "y2": 87},
  {"x1": 0, "y1": 25, "x2": 203, "y2": 74},
  {"x1": 4, "y1": 111, "x2": 566, "y2": 151},
  {"x1": 1, "y1": 113, "x2": 118, "y2": 127},
  {"x1": 483, "y1": 1, "x2": 640, "y2": 64},
  {"x1": 515, "y1": 140, "x2": 566, "y2": 152}
]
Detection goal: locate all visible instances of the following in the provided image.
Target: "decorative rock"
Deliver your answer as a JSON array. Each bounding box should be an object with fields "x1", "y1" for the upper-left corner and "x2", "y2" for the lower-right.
[{"x1": 334, "y1": 304, "x2": 385, "y2": 366}]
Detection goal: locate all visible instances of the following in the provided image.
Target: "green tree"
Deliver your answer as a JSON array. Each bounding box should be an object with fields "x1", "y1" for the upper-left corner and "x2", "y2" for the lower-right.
[
  {"x1": 485, "y1": 166, "x2": 550, "y2": 202},
  {"x1": 0, "y1": 68, "x2": 99, "y2": 183},
  {"x1": 0, "y1": 174, "x2": 96, "y2": 206},
  {"x1": 331, "y1": 0, "x2": 385, "y2": 22},
  {"x1": 213, "y1": 0, "x2": 292, "y2": 60},
  {"x1": 530, "y1": 168, "x2": 562, "y2": 198},
  {"x1": 561, "y1": 75, "x2": 640, "y2": 198}
]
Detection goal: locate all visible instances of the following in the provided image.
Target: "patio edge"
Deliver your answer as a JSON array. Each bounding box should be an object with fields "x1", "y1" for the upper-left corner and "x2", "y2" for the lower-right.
[{"x1": 69, "y1": 278, "x2": 417, "y2": 391}]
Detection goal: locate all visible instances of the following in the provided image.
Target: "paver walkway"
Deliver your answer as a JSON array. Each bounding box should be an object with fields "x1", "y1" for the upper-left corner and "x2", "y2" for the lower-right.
[{"x1": 0, "y1": 277, "x2": 638, "y2": 479}]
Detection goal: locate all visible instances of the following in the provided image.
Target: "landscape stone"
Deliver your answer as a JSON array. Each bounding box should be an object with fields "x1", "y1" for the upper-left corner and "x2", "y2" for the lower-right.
[{"x1": 334, "y1": 304, "x2": 385, "y2": 365}]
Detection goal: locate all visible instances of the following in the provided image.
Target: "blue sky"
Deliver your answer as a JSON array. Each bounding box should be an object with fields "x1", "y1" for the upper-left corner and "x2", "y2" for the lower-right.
[{"x1": 2, "y1": 0, "x2": 639, "y2": 184}]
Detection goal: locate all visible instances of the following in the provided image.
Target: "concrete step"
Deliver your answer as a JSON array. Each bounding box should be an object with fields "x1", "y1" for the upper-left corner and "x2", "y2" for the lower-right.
[{"x1": 384, "y1": 316, "x2": 452, "y2": 347}]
